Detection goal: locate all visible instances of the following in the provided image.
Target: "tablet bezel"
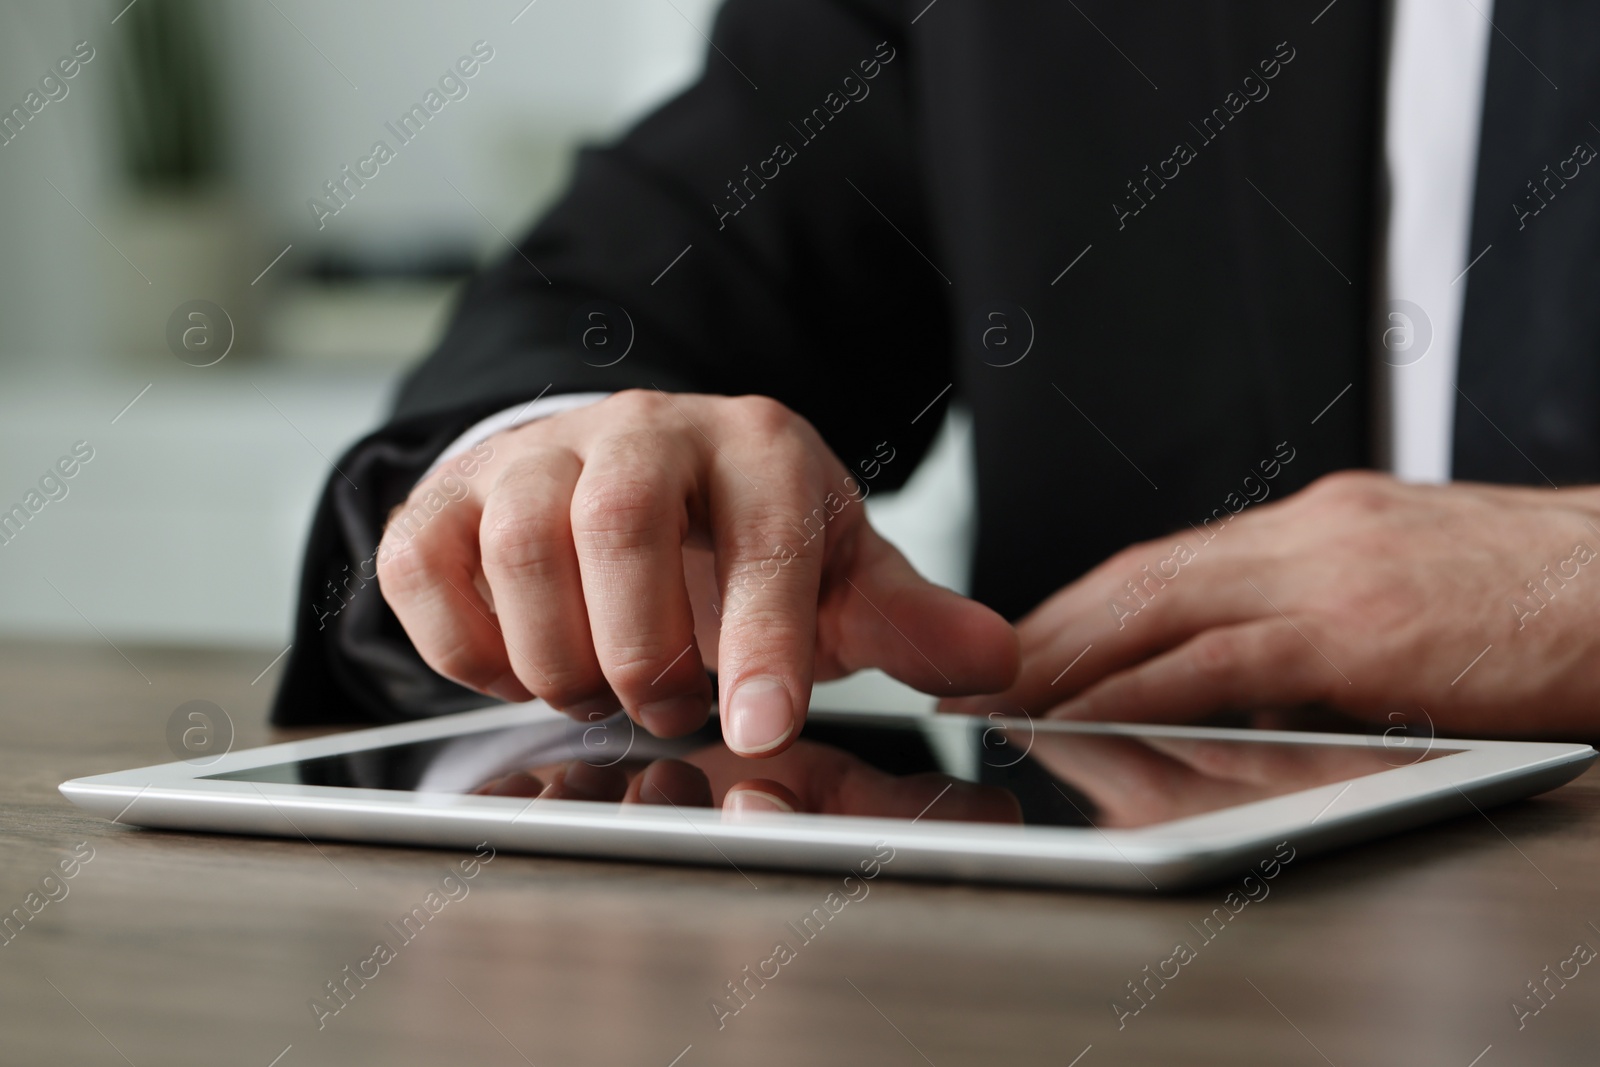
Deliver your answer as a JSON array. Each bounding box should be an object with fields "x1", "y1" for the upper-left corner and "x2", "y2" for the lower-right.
[{"x1": 58, "y1": 704, "x2": 1596, "y2": 890}]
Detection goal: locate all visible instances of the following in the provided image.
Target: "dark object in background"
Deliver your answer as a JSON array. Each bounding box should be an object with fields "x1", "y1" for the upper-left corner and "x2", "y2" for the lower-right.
[{"x1": 112, "y1": 0, "x2": 222, "y2": 191}]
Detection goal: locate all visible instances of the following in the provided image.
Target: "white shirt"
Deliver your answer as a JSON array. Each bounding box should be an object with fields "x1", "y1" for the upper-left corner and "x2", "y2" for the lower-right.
[
  {"x1": 1381, "y1": 0, "x2": 1494, "y2": 481},
  {"x1": 429, "y1": 1, "x2": 1496, "y2": 485}
]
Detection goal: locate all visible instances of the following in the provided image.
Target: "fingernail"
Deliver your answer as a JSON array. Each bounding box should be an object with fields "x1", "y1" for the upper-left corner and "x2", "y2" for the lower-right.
[
  {"x1": 724, "y1": 788, "x2": 794, "y2": 815},
  {"x1": 726, "y1": 677, "x2": 794, "y2": 755},
  {"x1": 638, "y1": 694, "x2": 710, "y2": 737}
]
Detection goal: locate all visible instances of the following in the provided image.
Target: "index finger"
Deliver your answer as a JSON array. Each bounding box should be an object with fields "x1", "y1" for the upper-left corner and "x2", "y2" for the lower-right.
[{"x1": 706, "y1": 417, "x2": 832, "y2": 756}]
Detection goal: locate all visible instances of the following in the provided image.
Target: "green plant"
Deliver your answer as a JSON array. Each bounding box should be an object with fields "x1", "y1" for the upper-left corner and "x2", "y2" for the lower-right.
[{"x1": 113, "y1": 0, "x2": 221, "y2": 189}]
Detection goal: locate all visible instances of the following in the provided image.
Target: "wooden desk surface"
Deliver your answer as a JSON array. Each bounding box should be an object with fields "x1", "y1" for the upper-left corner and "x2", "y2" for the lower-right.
[{"x1": 3, "y1": 639, "x2": 1598, "y2": 1067}]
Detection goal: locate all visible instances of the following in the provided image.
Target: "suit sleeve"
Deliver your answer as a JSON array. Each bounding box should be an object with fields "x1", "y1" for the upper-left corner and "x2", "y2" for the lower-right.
[{"x1": 271, "y1": 0, "x2": 953, "y2": 727}]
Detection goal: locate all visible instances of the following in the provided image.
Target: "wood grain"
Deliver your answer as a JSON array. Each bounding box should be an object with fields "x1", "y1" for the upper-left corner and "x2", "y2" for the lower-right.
[{"x1": 2, "y1": 639, "x2": 1597, "y2": 1066}]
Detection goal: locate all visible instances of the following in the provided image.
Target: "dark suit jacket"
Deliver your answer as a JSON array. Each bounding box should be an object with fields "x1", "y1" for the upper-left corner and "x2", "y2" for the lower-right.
[{"x1": 272, "y1": 0, "x2": 1600, "y2": 727}]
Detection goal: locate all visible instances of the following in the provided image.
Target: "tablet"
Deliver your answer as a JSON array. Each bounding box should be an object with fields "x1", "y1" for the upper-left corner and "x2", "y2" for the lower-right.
[{"x1": 59, "y1": 704, "x2": 1595, "y2": 890}]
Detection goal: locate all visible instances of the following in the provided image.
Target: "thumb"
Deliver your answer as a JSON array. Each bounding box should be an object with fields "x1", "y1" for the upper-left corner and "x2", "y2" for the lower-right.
[{"x1": 820, "y1": 525, "x2": 1019, "y2": 696}]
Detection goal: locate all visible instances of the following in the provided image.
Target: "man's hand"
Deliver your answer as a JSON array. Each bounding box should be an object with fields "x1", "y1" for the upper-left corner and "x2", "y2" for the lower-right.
[
  {"x1": 377, "y1": 390, "x2": 1018, "y2": 755},
  {"x1": 1017, "y1": 732, "x2": 1418, "y2": 828},
  {"x1": 943, "y1": 472, "x2": 1600, "y2": 737},
  {"x1": 474, "y1": 742, "x2": 1022, "y2": 824}
]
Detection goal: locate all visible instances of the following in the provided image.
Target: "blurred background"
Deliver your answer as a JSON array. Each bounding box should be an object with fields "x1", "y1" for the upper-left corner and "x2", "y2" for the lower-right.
[{"x1": 0, "y1": 0, "x2": 971, "y2": 702}]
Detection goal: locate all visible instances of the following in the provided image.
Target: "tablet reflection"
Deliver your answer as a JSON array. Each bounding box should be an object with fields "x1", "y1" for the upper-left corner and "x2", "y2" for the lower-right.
[
  {"x1": 471, "y1": 739, "x2": 1023, "y2": 825},
  {"x1": 468, "y1": 722, "x2": 1441, "y2": 829},
  {"x1": 997, "y1": 730, "x2": 1427, "y2": 828}
]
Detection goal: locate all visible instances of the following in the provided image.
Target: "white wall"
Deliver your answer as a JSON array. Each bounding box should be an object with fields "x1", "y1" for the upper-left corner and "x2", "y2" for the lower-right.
[
  {"x1": 1, "y1": 0, "x2": 723, "y2": 368},
  {"x1": 220, "y1": 0, "x2": 723, "y2": 263}
]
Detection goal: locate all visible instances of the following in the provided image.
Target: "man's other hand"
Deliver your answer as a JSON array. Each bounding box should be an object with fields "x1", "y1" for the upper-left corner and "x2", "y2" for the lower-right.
[{"x1": 944, "y1": 472, "x2": 1600, "y2": 738}]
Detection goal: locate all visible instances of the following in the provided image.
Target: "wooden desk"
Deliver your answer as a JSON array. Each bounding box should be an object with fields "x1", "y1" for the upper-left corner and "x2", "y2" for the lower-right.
[{"x1": 3, "y1": 639, "x2": 1598, "y2": 1066}]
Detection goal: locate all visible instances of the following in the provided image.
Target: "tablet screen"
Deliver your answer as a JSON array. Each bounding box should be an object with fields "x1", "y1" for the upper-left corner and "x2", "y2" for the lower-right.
[{"x1": 206, "y1": 712, "x2": 1457, "y2": 829}]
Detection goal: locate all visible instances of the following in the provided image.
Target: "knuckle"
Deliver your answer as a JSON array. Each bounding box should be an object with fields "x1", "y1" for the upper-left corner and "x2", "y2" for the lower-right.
[
  {"x1": 383, "y1": 495, "x2": 442, "y2": 545},
  {"x1": 720, "y1": 615, "x2": 812, "y2": 669},
  {"x1": 1102, "y1": 543, "x2": 1156, "y2": 579},
  {"x1": 602, "y1": 427, "x2": 672, "y2": 463},
  {"x1": 727, "y1": 510, "x2": 826, "y2": 583},
  {"x1": 1304, "y1": 470, "x2": 1392, "y2": 513},
  {"x1": 725, "y1": 393, "x2": 799, "y2": 438},
  {"x1": 530, "y1": 667, "x2": 609, "y2": 709},
  {"x1": 375, "y1": 532, "x2": 436, "y2": 600},
  {"x1": 488, "y1": 444, "x2": 576, "y2": 488},
  {"x1": 426, "y1": 642, "x2": 501, "y2": 690},
  {"x1": 480, "y1": 501, "x2": 566, "y2": 577},
  {"x1": 604, "y1": 642, "x2": 692, "y2": 695},
  {"x1": 602, "y1": 388, "x2": 670, "y2": 423},
  {"x1": 1187, "y1": 629, "x2": 1244, "y2": 682},
  {"x1": 573, "y1": 475, "x2": 675, "y2": 543}
]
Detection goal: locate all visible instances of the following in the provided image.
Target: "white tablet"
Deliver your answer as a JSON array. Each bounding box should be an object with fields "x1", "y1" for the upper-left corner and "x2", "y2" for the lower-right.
[{"x1": 59, "y1": 704, "x2": 1594, "y2": 890}]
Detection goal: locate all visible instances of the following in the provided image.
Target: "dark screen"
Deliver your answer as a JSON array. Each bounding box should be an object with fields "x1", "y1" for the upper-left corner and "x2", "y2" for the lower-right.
[{"x1": 205, "y1": 712, "x2": 1456, "y2": 829}]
